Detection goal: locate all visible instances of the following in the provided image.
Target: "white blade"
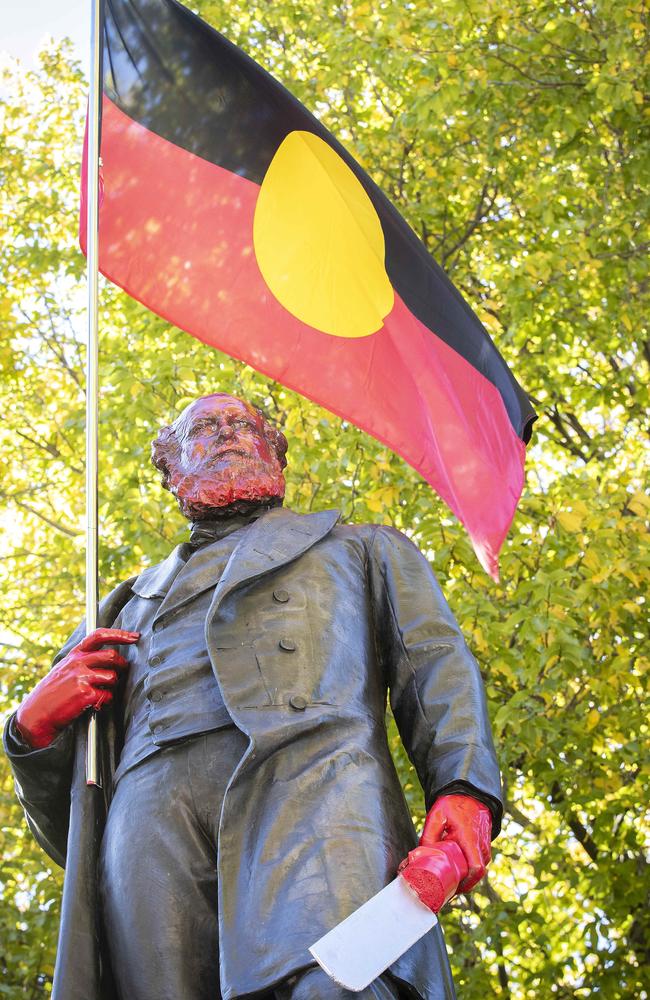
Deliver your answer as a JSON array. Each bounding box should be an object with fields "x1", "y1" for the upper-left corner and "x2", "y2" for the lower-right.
[{"x1": 309, "y1": 876, "x2": 438, "y2": 992}]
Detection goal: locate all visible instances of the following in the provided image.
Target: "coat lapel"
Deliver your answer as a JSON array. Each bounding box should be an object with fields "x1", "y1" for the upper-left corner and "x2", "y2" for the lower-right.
[
  {"x1": 153, "y1": 532, "x2": 242, "y2": 621},
  {"x1": 211, "y1": 507, "x2": 340, "y2": 612},
  {"x1": 131, "y1": 546, "x2": 188, "y2": 599}
]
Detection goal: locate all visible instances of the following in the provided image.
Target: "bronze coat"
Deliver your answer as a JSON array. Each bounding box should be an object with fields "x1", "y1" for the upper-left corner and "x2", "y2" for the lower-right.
[{"x1": 6, "y1": 508, "x2": 502, "y2": 1000}]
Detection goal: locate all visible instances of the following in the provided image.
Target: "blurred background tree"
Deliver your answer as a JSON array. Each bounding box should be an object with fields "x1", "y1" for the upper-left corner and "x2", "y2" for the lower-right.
[{"x1": 1, "y1": 1, "x2": 648, "y2": 996}]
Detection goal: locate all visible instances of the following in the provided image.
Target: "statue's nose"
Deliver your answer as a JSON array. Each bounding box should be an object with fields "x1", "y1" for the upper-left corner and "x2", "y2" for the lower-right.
[{"x1": 220, "y1": 424, "x2": 235, "y2": 440}]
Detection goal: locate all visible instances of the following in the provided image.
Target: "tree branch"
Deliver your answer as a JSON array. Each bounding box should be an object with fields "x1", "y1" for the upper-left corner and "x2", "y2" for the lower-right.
[
  {"x1": 2, "y1": 494, "x2": 80, "y2": 538},
  {"x1": 550, "y1": 782, "x2": 599, "y2": 863}
]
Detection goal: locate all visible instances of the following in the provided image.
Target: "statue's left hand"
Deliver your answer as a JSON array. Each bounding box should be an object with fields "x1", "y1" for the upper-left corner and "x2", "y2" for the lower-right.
[{"x1": 398, "y1": 794, "x2": 492, "y2": 911}]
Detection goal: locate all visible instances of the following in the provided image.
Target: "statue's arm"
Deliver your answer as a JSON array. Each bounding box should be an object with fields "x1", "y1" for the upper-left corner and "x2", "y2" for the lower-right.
[
  {"x1": 368, "y1": 525, "x2": 503, "y2": 837},
  {"x1": 3, "y1": 713, "x2": 74, "y2": 868},
  {"x1": 3, "y1": 578, "x2": 137, "y2": 868}
]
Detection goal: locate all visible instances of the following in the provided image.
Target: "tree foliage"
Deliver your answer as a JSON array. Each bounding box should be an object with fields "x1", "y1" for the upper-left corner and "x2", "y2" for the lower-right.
[{"x1": 1, "y1": 2, "x2": 648, "y2": 996}]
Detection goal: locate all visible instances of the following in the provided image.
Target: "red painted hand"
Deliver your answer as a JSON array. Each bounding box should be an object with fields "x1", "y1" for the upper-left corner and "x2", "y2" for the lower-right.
[
  {"x1": 398, "y1": 839, "x2": 469, "y2": 912},
  {"x1": 398, "y1": 794, "x2": 492, "y2": 911},
  {"x1": 15, "y1": 628, "x2": 139, "y2": 749}
]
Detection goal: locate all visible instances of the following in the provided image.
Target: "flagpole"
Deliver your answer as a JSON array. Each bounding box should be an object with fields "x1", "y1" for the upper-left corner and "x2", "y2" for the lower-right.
[{"x1": 85, "y1": 0, "x2": 103, "y2": 787}]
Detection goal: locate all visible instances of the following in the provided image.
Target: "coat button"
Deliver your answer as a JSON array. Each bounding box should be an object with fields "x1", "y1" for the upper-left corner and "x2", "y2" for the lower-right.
[
  {"x1": 289, "y1": 695, "x2": 307, "y2": 711},
  {"x1": 273, "y1": 588, "x2": 290, "y2": 603},
  {"x1": 149, "y1": 654, "x2": 162, "y2": 666},
  {"x1": 279, "y1": 637, "x2": 296, "y2": 652},
  {"x1": 150, "y1": 692, "x2": 163, "y2": 703}
]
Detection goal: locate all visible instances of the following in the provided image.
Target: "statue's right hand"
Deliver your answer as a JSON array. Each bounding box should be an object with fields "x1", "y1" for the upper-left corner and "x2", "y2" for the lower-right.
[{"x1": 15, "y1": 628, "x2": 139, "y2": 750}]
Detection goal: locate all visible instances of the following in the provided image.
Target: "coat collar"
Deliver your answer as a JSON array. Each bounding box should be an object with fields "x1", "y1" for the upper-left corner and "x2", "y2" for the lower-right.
[
  {"x1": 131, "y1": 507, "x2": 341, "y2": 603},
  {"x1": 211, "y1": 506, "x2": 340, "y2": 611}
]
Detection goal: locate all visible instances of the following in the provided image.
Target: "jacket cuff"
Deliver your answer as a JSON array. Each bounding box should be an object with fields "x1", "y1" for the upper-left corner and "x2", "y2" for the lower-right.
[
  {"x1": 430, "y1": 780, "x2": 503, "y2": 840},
  {"x1": 424, "y1": 744, "x2": 503, "y2": 838},
  {"x1": 3, "y1": 713, "x2": 73, "y2": 763}
]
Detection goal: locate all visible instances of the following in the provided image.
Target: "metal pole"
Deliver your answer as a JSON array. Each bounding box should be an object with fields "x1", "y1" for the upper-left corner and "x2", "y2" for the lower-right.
[{"x1": 85, "y1": 0, "x2": 102, "y2": 787}]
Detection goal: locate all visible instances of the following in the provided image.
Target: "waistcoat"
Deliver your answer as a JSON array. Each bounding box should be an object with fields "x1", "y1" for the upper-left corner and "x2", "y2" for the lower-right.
[{"x1": 112, "y1": 523, "x2": 252, "y2": 783}]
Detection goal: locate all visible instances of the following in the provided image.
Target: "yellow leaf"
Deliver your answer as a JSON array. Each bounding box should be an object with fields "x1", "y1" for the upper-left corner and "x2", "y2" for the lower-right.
[
  {"x1": 558, "y1": 510, "x2": 583, "y2": 532},
  {"x1": 472, "y1": 629, "x2": 488, "y2": 653},
  {"x1": 495, "y1": 661, "x2": 516, "y2": 682},
  {"x1": 628, "y1": 493, "x2": 650, "y2": 516},
  {"x1": 481, "y1": 313, "x2": 501, "y2": 334},
  {"x1": 586, "y1": 708, "x2": 600, "y2": 730},
  {"x1": 380, "y1": 486, "x2": 398, "y2": 506},
  {"x1": 594, "y1": 774, "x2": 622, "y2": 792}
]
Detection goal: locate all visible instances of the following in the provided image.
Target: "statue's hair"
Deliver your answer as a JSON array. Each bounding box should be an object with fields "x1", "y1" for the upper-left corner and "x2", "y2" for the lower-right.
[{"x1": 151, "y1": 394, "x2": 288, "y2": 489}]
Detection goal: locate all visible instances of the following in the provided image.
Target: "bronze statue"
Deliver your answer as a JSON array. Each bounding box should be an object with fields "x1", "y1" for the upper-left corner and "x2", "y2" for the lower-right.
[{"x1": 5, "y1": 393, "x2": 500, "y2": 1000}]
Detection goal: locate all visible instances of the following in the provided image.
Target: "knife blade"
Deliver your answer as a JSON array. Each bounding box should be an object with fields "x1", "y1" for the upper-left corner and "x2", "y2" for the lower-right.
[{"x1": 309, "y1": 876, "x2": 438, "y2": 992}]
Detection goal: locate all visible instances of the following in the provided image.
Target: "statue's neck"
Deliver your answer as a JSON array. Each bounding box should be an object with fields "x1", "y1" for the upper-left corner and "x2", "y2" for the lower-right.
[{"x1": 188, "y1": 500, "x2": 281, "y2": 548}]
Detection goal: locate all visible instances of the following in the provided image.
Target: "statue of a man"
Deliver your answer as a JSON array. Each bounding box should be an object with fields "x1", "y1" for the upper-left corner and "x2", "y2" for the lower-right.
[{"x1": 5, "y1": 393, "x2": 500, "y2": 1000}]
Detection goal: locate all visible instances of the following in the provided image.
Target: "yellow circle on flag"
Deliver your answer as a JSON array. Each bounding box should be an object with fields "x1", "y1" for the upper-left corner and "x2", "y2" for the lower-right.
[{"x1": 253, "y1": 131, "x2": 394, "y2": 338}]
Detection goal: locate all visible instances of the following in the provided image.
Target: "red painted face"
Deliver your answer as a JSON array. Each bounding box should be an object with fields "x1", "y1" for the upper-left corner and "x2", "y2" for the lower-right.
[
  {"x1": 153, "y1": 394, "x2": 286, "y2": 520},
  {"x1": 177, "y1": 396, "x2": 276, "y2": 471}
]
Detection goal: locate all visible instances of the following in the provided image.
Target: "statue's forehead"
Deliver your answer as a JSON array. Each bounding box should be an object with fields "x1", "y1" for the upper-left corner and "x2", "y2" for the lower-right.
[{"x1": 176, "y1": 395, "x2": 258, "y2": 427}]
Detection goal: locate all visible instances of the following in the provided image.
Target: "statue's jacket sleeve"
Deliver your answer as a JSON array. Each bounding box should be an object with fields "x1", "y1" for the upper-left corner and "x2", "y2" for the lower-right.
[
  {"x1": 3, "y1": 579, "x2": 137, "y2": 1000},
  {"x1": 4, "y1": 577, "x2": 136, "y2": 1000},
  {"x1": 3, "y1": 717, "x2": 74, "y2": 869},
  {"x1": 367, "y1": 526, "x2": 502, "y2": 833},
  {"x1": 3, "y1": 578, "x2": 137, "y2": 867}
]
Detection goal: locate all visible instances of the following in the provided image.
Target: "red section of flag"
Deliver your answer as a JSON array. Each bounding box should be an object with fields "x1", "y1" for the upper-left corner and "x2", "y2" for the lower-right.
[{"x1": 82, "y1": 97, "x2": 525, "y2": 578}]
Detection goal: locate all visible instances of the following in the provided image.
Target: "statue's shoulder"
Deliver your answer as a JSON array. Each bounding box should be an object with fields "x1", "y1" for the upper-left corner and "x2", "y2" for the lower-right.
[
  {"x1": 99, "y1": 575, "x2": 139, "y2": 622},
  {"x1": 276, "y1": 507, "x2": 383, "y2": 551},
  {"x1": 330, "y1": 518, "x2": 411, "y2": 544},
  {"x1": 331, "y1": 519, "x2": 431, "y2": 566}
]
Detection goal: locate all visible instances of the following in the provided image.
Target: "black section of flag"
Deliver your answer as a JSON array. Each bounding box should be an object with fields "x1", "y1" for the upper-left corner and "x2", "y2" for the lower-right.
[{"x1": 103, "y1": 0, "x2": 535, "y2": 441}]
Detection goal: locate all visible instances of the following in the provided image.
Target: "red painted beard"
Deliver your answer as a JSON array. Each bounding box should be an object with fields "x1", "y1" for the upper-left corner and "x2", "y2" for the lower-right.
[{"x1": 164, "y1": 453, "x2": 286, "y2": 521}]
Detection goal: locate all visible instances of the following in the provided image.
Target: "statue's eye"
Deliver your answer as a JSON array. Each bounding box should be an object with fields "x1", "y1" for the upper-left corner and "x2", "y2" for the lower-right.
[
  {"x1": 189, "y1": 421, "x2": 215, "y2": 436},
  {"x1": 232, "y1": 419, "x2": 249, "y2": 429}
]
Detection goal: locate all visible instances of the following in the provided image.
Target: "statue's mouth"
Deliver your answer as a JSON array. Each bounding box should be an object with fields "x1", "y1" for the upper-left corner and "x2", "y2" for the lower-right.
[{"x1": 208, "y1": 446, "x2": 249, "y2": 462}]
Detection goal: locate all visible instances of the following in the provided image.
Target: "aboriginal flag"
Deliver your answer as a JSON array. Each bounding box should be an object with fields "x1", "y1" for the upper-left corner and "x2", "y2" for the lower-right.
[{"x1": 80, "y1": 0, "x2": 535, "y2": 578}]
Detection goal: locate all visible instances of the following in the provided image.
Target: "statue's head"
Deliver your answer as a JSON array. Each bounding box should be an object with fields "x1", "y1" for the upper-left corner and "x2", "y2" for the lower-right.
[{"x1": 151, "y1": 393, "x2": 288, "y2": 521}]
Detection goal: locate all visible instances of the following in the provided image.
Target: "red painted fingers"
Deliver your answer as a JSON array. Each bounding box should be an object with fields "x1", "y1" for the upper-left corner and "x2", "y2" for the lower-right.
[
  {"x1": 419, "y1": 794, "x2": 493, "y2": 895},
  {"x1": 14, "y1": 630, "x2": 139, "y2": 749},
  {"x1": 77, "y1": 628, "x2": 140, "y2": 651}
]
